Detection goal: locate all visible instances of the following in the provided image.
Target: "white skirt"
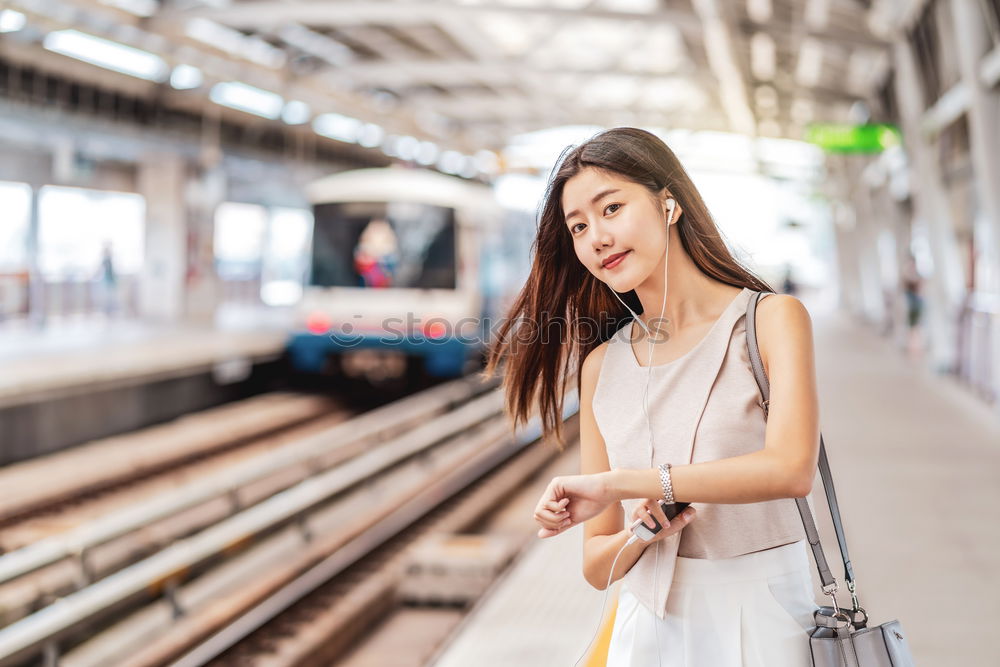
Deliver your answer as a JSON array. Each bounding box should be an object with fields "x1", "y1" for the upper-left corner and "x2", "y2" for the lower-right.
[{"x1": 606, "y1": 539, "x2": 816, "y2": 667}]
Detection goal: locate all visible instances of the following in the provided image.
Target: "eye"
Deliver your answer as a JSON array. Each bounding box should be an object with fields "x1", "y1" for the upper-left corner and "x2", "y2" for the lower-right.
[
  {"x1": 570, "y1": 222, "x2": 585, "y2": 234},
  {"x1": 604, "y1": 203, "x2": 622, "y2": 215}
]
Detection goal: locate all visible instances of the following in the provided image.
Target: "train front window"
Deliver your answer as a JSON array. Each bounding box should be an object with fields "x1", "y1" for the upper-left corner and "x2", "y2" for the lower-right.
[{"x1": 310, "y1": 201, "x2": 457, "y2": 289}]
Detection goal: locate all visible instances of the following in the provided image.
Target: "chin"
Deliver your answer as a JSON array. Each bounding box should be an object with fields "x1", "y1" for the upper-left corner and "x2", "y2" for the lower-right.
[{"x1": 603, "y1": 274, "x2": 640, "y2": 293}]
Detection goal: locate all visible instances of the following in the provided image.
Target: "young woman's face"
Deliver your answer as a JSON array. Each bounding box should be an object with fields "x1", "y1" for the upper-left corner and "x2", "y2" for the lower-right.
[{"x1": 561, "y1": 166, "x2": 668, "y2": 291}]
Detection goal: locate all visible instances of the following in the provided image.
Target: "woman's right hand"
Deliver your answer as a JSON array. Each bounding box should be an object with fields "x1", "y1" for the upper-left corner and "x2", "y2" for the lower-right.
[{"x1": 629, "y1": 500, "x2": 697, "y2": 543}]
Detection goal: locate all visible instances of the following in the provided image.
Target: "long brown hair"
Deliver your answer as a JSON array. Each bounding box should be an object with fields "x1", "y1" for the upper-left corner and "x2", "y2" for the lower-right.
[{"x1": 481, "y1": 127, "x2": 774, "y2": 451}]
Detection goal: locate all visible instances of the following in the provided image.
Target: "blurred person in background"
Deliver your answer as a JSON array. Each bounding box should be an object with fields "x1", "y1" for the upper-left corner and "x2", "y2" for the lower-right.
[
  {"x1": 96, "y1": 241, "x2": 118, "y2": 319},
  {"x1": 353, "y1": 217, "x2": 399, "y2": 288},
  {"x1": 901, "y1": 255, "x2": 923, "y2": 359},
  {"x1": 781, "y1": 264, "x2": 798, "y2": 297},
  {"x1": 484, "y1": 127, "x2": 821, "y2": 666}
]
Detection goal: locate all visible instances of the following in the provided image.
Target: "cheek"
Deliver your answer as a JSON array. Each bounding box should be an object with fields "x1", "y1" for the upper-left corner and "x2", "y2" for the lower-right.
[{"x1": 573, "y1": 247, "x2": 604, "y2": 279}]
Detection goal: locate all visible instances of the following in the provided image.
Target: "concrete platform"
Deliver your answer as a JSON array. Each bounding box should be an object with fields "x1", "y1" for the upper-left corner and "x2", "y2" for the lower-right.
[
  {"x1": 428, "y1": 292, "x2": 1000, "y2": 666},
  {"x1": 0, "y1": 305, "x2": 296, "y2": 464}
]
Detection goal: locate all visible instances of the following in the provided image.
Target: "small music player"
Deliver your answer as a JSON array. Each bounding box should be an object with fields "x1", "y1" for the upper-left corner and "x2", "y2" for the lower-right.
[{"x1": 628, "y1": 499, "x2": 692, "y2": 541}]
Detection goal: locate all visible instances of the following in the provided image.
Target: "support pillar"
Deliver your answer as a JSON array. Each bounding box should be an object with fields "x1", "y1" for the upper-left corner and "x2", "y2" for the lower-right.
[
  {"x1": 137, "y1": 154, "x2": 186, "y2": 322},
  {"x1": 892, "y1": 38, "x2": 967, "y2": 373},
  {"x1": 950, "y1": 0, "x2": 1000, "y2": 296}
]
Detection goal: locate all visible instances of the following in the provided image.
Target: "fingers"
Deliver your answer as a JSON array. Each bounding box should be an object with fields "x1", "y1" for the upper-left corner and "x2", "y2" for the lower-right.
[
  {"x1": 630, "y1": 501, "x2": 697, "y2": 541},
  {"x1": 534, "y1": 497, "x2": 571, "y2": 534},
  {"x1": 546, "y1": 498, "x2": 570, "y2": 514},
  {"x1": 666, "y1": 505, "x2": 697, "y2": 533},
  {"x1": 630, "y1": 500, "x2": 651, "y2": 524},
  {"x1": 648, "y1": 501, "x2": 670, "y2": 530}
]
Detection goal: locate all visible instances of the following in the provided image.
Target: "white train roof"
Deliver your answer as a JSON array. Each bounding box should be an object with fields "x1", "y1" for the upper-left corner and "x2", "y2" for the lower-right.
[{"x1": 306, "y1": 167, "x2": 497, "y2": 210}]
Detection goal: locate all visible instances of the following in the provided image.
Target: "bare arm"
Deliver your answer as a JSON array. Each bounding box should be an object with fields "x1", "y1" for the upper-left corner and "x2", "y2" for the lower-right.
[
  {"x1": 575, "y1": 342, "x2": 638, "y2": 589},
  {"x1": 576, "y1": 343, "x2": 698, "y2": 589},
  {"x1": 582, "y1": 527, "x2": 650, "y2": 590},
  {"x1": 603, "y1": 295, "x2": 821, "y2": 504}
]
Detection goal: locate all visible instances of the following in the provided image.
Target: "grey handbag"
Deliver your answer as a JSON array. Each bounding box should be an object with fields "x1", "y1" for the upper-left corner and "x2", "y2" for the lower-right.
[{"x1": 745, "y1": 290, "x2": 917, "y2": 667}]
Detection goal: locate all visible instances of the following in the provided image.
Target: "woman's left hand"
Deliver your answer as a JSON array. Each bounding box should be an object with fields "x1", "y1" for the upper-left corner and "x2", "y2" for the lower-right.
[{"x1": 533, "y1": 472, "x2": 617, "y2": 538}]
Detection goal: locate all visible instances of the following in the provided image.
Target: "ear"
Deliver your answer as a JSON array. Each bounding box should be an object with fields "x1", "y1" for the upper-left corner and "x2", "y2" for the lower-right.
[{"x1": 665, "y1": 198, "x2": 681, "y2": 224}]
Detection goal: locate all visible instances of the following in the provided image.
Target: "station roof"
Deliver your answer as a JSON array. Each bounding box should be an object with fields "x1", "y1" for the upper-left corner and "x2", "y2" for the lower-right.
[{"x1": 1, "y1": 0, "x2": 894, "y2": 158}]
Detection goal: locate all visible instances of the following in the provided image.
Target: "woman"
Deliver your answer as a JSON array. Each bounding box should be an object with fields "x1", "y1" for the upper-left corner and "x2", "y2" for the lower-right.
[{"x1": 482, "y1": 128, "x2": 821, "y2": 665}]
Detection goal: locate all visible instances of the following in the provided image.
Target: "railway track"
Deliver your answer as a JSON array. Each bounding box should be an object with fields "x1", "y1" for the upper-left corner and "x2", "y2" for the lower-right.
[
  {"x1": 0, "y1": 392, "x2": 351, "y2": 629},
  {"x1": 0, "y1": 374, "x2": 537, "y2": 666},
  {"x1": 171, "y1": 406, "x2": 579, "y2": 667}
]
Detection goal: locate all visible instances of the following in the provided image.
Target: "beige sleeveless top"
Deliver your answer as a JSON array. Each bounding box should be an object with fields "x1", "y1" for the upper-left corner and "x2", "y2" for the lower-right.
[{"x1": 592, "y1": 286, "x2": 809, "y2": 620}]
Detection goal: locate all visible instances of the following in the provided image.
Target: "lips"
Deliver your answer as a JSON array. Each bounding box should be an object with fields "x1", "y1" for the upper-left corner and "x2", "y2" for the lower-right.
[{"x1": 602, "y1": 250, "x2": 631, "y2": 269}]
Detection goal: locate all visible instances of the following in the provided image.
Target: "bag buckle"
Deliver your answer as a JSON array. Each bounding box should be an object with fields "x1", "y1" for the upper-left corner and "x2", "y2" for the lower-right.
[
  {"x1": 846, "y1": 577, "x2": 861, "y2": 613},
  {"x1": 821, "y1": 581, "x2": 840, "y2": 615}
]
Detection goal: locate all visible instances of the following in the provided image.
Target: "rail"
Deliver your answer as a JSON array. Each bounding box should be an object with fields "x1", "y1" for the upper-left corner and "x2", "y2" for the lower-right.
[
  {"x1": 0, "y1": 376, "x2": 513, "y2": 665},
  {"x1": 0, "y1": 374, "x2": 495, "y2": 585}
]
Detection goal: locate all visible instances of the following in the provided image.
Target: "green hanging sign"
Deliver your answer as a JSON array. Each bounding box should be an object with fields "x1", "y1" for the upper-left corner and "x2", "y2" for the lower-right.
[{"x1": 804, "y1": 123, "x2": 901, "y2": 153}]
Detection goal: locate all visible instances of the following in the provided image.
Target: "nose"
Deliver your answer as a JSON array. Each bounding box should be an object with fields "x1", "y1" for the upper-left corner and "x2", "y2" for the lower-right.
[{"x1": 590, "y1": 222, "x2": 613, "y2": 252}]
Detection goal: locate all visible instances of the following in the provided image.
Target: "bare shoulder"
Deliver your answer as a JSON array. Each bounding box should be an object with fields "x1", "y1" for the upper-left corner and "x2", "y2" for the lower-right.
[
  {"x1": 755, "y1": 293, "x2": 814, "y2": 375},
  {"x1": 756, "y1": 292, "x2": 811, "y2": 324},
  {"x1": 580, "y1": 339, "x2": 611, "y2": 392}
]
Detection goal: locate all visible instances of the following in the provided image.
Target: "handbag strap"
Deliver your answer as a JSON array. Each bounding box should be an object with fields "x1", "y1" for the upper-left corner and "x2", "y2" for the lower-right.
[{"x1": 744, "y1": 290, "x2": 856, "y2": 593}]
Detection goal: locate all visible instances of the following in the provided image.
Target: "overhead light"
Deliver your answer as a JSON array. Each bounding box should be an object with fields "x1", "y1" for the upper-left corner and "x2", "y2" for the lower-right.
[
  {"x1": 437, "y1": 150, "x2": 464, "y2": 175},
  {"x1": 459, "y1": 156, "x2": 479, "y2": 179},
  {"x1": 395, "y1": 136, "x2": 419, "y2": 161},
  {"x1": 746, "y1": 0, "x2": 771, "y2": 23},
  {"x1": 357, "y1": 123, "x2": 384, "y2": 148},
  {"x1": 99, "y1": 0, "x2": 158, "y2": 17},
  {"x1": 0, "y1": 9, "x2": 26, "y2": 33},
  {"x1": 281, "y1": 100, "x2": 311, "y2": 125},
  {"x1": 43, "y1": 30, "x2": 168, "y2": 82},
  {"x1": 415, "y1": 141, "x2": 439, "y2": 166},
  {"x1": 474, "y1": 149, "x2": 499, "y2": 174},
  {"x1": 169, "y1": 64, "x2": 203, "y2": 90},
  {"x1": 795, "y1": 38, "x2": 823, "y2": 87},
  {"x1": 209, "y1": 81, "x2": 284, "y2": 119},
  {"x1": 313, "y1": 113, "x2": 362, "y2": 142},
  {"x1": 380, "y1": 134, "x2": 402, "y2": 157},
  {"x1": 750, "y1": 33, "x2": 775, "y2": 81},
  {"x1": 804, "y1": 0, "x2": 829, "y2": 30}
]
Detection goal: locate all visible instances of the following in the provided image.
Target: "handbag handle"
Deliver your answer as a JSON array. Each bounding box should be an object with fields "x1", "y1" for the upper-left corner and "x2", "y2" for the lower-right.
[{"x1": 745, "y1": 290, "x2": 857, "y2": 605}]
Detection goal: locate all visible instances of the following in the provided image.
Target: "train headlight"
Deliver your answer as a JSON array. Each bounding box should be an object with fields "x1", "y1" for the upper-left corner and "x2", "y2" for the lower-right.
[
  {"x1": 422, "y1": 320, "x2": 448, "y2": 339},
  {"x1": 306, "y1": 311, "x2": 332, "y2": 334}
]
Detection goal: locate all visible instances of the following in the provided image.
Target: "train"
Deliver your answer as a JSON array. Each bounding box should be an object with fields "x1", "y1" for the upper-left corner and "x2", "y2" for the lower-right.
[{"x1": 286, "y1": 166, "x2": 534, "y2": 389}]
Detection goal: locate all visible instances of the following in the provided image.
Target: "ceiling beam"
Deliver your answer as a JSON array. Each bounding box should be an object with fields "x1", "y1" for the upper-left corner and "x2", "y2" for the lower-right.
[
  {"x1": 692, "y1": 0, "x2": 757, "y2": 135},
  {"x1": 312, "y1": 59, "x2": 696, "y2": 86},
  {"x1": 742, "y1": 19, "x2": 890, "y2": 51},
  {"x1": 431, "y1": 12, "x2": 570, "y2": 127},
  {"x1": 155, "y1": 0, "x2": 704, "y2": 38}
]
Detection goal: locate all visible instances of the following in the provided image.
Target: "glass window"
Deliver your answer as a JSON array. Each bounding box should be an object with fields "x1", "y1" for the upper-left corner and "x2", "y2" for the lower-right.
[
  {"x1": 261, "y1": 207, "x2": 312, "y2": 306},
  {"x1": 214, "y1": 201, "x2": 267, "y2": 280},
  {"x1": 38, "y1": 185, "x2": 144, "y2": 280},
  {"x1": 310, "y1": 201, "x2": 456, "y2": 289},
  {"x1": 0, "y1": 181, "x2": 31, "y2": 272}
]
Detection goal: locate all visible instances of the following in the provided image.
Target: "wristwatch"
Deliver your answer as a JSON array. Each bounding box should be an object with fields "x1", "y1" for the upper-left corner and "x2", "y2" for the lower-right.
[{"x1": 658, "y1": 462, "x2": 675, "y2": 504}]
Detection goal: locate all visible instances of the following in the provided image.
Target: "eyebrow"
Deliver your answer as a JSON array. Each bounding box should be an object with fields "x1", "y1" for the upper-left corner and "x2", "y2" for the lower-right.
[{"x1": 564, "y1": 188, "x2": 621, "y2": 225}]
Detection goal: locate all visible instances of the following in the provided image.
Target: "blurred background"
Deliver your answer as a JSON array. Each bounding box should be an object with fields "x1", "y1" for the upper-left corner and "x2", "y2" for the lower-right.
[{"x1": 0, "y1": 0, "x2": 996, "y2": 665}]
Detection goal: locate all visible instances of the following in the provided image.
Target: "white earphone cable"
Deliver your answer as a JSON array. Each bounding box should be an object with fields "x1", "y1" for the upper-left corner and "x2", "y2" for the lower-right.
[
  {"x1": 573, "y1": 534, "x2": 638, "y2": 667},
  {"x1": 577, "y1": 199, "x2": 673, "y2": 666}
]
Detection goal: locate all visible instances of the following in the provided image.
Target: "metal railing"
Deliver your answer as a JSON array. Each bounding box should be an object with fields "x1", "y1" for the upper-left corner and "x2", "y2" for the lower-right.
[{"x1": 956, "y1": 291, "x2": 999, "y2": 405}]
